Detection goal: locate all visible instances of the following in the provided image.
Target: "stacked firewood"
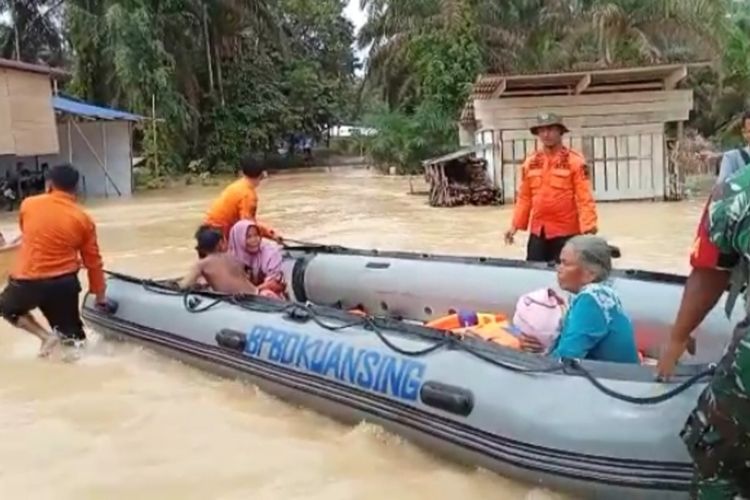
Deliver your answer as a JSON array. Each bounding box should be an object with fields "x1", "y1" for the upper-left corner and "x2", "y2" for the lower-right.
[{"x1": 425, "y1": 157, "x2": 502, "y2": 207}]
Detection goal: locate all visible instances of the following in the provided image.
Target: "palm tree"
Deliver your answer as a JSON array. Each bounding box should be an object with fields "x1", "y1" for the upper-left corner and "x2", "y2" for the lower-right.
[
  {"x1": 359, "y1": 0, "x2": 730, "y2": 110},
  {"x1": 712, "y1": 4, "x2": 750, "y2": 142},
  {"x1": 561, "y1": 0, "x2": 727, "y2": 66},
  {"x1": 356, "y1": 0, "x2": 590, "y2": 108},
  {"x1": 0, "y1": 0, "x2": 66, "y2": 65}
]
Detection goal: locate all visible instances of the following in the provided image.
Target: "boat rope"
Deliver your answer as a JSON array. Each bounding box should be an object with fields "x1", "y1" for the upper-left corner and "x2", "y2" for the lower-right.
[
  {"x1": 281, "y1": 238, "x2": 327, "y2": 247},
  {"x1": 140, "y1": 279, "x2": 564, "y2": 374},
  {"x1": 562, "y1": 358, "x2": 716, "y2": 405},
  {"x1": 135, "y1": 278, "x2": 714, "y2": 402},
  {"x1": 142, "y1": 280, "x2": 456, "y2": 358},
  {"x1": 281, "y1": 239, "x2": 347, "y2": 252}
]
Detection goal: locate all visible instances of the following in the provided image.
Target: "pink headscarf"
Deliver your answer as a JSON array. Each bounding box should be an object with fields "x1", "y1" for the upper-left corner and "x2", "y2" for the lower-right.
[{"x1": 227, "y1": 220, "x2": 283, "y2": 285}]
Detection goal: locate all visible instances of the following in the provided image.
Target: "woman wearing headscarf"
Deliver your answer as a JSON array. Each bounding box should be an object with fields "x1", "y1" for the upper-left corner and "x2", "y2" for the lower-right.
[
  {"x1": 227, "y1": 219, "x2": 285, "y2": 299},
  {"x1": 520, "y1": 235, "x2": 639, "y2": 364}
]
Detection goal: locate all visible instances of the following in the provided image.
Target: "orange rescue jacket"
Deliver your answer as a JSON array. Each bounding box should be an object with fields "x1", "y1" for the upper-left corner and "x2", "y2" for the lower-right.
[
  {"x1": 512, "y1": 147, "x2": 597, "y2": 239},
  {"x1": 204, "y1": 177, "x2": 278, "y2": 241},
  {"x1": 13, "y1": 190, "x2": 105, "y2": 295}
]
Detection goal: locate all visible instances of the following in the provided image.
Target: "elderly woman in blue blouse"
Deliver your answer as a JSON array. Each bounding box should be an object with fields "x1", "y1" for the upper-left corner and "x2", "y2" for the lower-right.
[{"x1": 519, "y1": 235, "x2": 640, "y2": 364}]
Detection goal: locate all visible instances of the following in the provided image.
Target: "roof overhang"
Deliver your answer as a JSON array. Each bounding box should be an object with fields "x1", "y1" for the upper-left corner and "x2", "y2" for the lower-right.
[
  {"x1": 461, "y1": 62, "x2": 713, "y2": 125},
  {"x1": 0, "y1": 57, "x2": 70, "y2": 79},
  {"x1": 422, "y1": 144, "x2": 490, "y2": 166},
  {"x1": 53, "y1": 95, "x2": 144, "y2": 122}
]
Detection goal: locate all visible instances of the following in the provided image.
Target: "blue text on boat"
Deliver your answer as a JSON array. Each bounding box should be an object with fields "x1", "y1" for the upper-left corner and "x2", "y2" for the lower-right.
[{"x1": 244, "y1": 325, "x2": 426, "y2": 401}]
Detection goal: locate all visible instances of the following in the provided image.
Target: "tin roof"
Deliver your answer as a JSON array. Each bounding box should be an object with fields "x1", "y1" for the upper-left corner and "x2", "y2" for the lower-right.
[{"x1": 53, "y1": 95, "x2": 144, "y2": 122}]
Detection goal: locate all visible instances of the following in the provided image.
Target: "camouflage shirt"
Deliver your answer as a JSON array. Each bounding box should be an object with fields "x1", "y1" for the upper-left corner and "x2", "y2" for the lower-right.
[
  {"x1": 691, "y1": 167, "x2": 750, "y2": 317},
  {"x1": 682, "y1": 165, "x2": 750, "y2": 494}
]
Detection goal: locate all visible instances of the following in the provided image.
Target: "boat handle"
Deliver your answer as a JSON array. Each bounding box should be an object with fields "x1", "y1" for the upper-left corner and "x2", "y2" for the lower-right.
[
  {"x1": 365, "y1": 262, "x2": 390, "y2": 269},
  {"x1": 420, "y1": 381, "x2": 474, "y2": 417},
  {"x1": 216, "y1": 329, "x2": 246, "y2": 352},
  {"x1": 95, "y1": 298, "x2": 119, "y2": 315}
]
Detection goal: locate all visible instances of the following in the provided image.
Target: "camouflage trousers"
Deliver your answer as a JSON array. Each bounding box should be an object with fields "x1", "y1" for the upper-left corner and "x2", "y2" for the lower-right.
[{"x1": 681, "y1": 321, "x2": 750, "y2": 500}]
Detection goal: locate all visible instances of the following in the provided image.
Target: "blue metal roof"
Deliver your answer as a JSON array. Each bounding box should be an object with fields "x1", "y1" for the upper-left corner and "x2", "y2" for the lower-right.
[{"x1": 53, "y1": 95, "x2": 144, "y2": 122}]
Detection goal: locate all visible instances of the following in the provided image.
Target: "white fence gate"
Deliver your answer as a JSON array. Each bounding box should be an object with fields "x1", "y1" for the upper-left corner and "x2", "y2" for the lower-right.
[{"x1": 483, "y1": 125, "x2": 666, "y2": 203}]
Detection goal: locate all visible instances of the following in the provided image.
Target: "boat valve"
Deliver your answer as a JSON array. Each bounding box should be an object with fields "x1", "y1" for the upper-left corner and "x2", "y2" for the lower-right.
[
  {"x1": 284, "y1": 305, "x2": 312, "y2": 323},
  {"x1": 95, "y1": 298, "x2": 119, "y2": 315}
]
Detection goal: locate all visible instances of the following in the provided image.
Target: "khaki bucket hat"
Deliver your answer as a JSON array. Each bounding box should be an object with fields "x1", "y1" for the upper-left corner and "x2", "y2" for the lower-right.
[{"x1": 530, "y1": 112, "x2": 569, "y2": 135}]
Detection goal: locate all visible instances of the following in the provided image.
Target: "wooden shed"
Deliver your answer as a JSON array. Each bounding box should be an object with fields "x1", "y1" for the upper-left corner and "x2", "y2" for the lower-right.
[
  {"x1": 422, "y1": 145, "x2": 502, "y2": 207},
  {"x1": 0, "y1": 58, "x2": 66, "y2": 157},
  {"x1": 459, "y1": 64, "x2": 704, "y2": 203}
]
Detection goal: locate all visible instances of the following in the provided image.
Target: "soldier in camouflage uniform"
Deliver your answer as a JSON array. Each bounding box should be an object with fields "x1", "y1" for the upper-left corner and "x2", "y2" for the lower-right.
[{"x1": 658, "y1": 167, "x2": 750, "y2": 499}]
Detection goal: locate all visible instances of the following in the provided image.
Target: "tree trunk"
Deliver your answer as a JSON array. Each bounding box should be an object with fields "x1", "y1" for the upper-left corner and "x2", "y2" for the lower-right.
[
  {"x1": 203, "y1": 3, "x2": 215, "y2": 96},
  {"x1": 211, "y1": 26, "x2": 225, "y2": 106}
]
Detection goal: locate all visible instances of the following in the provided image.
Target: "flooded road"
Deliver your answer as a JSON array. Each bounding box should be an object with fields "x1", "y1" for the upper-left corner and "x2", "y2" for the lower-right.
[{"x1": 0, "y1": 168, "x2": 705, "y2": 500}]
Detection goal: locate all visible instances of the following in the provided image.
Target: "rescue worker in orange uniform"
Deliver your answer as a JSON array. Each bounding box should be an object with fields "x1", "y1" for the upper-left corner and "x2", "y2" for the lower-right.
[
  {"x1": 201, "y1": 154, "x2": 282, "y2": 248},
  {"x1": 0, "y1": 164, "x2": 108, "y2": 356},
  {"x1": 504, "y1": 113, "x2": 598, "y2": 263}
]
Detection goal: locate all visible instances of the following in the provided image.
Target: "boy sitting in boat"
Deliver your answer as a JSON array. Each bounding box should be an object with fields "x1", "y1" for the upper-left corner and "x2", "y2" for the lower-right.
[{"x1": 179, "y1": 226, "x2": 258, "y2": 295}]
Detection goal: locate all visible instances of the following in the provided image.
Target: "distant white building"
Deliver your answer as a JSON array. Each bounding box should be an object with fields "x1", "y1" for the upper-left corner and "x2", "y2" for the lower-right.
[{"x1": 328, "y1": 125, "x2": 376, "y2": 137}]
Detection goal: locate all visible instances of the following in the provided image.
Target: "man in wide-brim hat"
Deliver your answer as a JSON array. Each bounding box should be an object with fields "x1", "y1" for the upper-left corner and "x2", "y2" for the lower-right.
[
  {"x1": 529, "y1": 112, "x2": 570, "y2": 136},
  {"x1": 504, "y1": 112, "x2": 598, "y2": 263}
]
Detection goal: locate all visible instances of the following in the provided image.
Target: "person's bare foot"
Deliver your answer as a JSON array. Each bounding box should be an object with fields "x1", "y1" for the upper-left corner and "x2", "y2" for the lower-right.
[{"x1": 38, "y1": 335, "x2": 60, "y2": 358}]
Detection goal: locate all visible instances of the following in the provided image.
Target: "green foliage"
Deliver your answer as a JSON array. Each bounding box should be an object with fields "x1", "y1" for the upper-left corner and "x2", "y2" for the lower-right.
[
  {"x1": 408, "y1": 11, "x2": 482, "y2": 117},
  {"x1": 329, "y1": 136, "x2": 366, "y2": 156},
  {"x1": 65, "y1": 0, "x2": 196, "y2": 173},
  {"x1": 359, "y1": 0, "x2": 732, "y2": 112},
  {"x1": 56, "y1": 0, "x2": 355, "y2": 176},
  {"x1": 357, "y1": 0, "x2": 747, "y2": 165},
  {"x1": 3, "y1": 0, "x2": 749, "y2": 180},
  {"x1": 716, "y1": 5, "x2": 750, "y2": 143},
  {"x1": 198, "y1": 0, "x2": 356, "y2": 171},
  {"x1": 359, "y1": 0, "x2": 481, "y2": 173},
  {"x1": 689, "y1": 4, "x2": 750, "y2": 145},
  {"x1": 0, "y1": 0, "x2": 65, "y2": 65},
  {"x1": 364, "y1": 101, "x2": 458, "y2": 174},
  {"x1": 201, "y1": 51, "x2": 290, "y2": 170}
]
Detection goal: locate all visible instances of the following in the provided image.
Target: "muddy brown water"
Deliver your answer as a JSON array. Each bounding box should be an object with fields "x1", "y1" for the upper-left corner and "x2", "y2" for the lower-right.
[{"x1": 0, "y1": 168, "x2": 705, "y2": 499}]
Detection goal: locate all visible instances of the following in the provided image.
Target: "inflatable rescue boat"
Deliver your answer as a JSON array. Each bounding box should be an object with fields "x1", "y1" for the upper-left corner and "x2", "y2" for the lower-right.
[{"x1": 81, "y1": 244, "x2": 740, "y2": 500}]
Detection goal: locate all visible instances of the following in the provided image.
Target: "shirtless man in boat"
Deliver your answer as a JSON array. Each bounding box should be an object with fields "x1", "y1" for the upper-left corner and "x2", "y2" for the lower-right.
[{"x1": 178, "y1": 226, "x2": 257, "y2": 295}]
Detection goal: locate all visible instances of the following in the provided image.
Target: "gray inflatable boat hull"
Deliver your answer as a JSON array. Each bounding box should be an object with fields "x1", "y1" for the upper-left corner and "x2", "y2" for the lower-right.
[{"x1": 82, "y1": 245, "x2": 737, "y2": 500}]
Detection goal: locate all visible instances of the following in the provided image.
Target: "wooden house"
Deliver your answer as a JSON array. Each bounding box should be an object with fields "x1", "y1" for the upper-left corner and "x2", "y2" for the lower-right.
[{"x1": 459, "y1": 64, "x2": 707, "y2": 203}]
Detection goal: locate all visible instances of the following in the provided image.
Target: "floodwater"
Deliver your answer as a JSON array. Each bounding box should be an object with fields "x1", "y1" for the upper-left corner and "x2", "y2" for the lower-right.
[{"x1": 0, "y1": 167, "x2": 705, "y2": 500}]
